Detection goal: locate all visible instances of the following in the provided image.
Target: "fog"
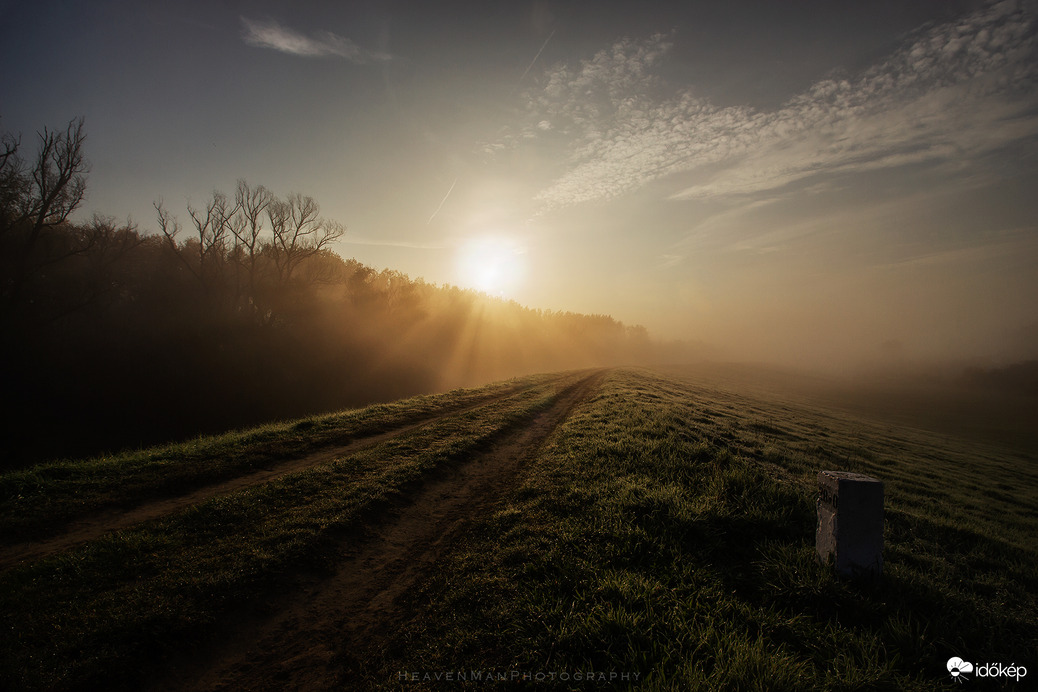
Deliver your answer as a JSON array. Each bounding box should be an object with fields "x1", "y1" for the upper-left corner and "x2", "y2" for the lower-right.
[
  {"x1": 0, "y1": 177, "x2": 679, "y2": 470},
  {"x1": 2, "y1": 117, "x2": 1035, "y2": 472}
]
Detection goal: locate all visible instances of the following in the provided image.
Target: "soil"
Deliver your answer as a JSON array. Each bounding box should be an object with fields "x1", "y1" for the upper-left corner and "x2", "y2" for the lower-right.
[
  {"x1": 0, "y1": 384, "x2": 533, "y2": 571},
  {"x1": 150, "y1": 370, "x2": 604, "y2": 691}
]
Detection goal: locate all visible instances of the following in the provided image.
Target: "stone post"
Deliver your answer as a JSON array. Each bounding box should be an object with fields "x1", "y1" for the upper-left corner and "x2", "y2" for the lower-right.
[{"x1": 816, "y1": 471, "x2": 884, "y2": 580}]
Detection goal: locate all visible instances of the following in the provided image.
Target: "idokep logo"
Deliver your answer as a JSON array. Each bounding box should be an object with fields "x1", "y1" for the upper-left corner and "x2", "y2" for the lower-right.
[
  {"x1": 947, "y1": 657, "x2": 974, "y2": 682},
  {"x1": 947, "y1": 656, "x2": 1028, "y2": 683}
]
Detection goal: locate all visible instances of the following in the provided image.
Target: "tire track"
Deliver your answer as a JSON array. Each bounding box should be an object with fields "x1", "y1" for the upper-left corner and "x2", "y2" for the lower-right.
[
  {"x1": 157, "y1": 370, "x2": 605, "y2": 692},
  {"x1": 0, "y1": 379, "x2": 558, "y2": 572}
]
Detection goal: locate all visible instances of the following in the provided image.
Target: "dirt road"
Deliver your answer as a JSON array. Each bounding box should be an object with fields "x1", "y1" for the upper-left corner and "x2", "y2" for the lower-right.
[
  {"x1": 0, "y1": 383, "x2": 537, "y2": 571},
  {"x1": 153, "y1": 370, "x2": 603, "y2": 691}
]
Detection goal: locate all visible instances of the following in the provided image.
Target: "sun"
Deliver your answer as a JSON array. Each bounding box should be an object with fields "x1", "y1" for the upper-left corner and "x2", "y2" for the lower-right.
[{"x1": 456, "y1": 236, "x2": 525, "y2": 296}]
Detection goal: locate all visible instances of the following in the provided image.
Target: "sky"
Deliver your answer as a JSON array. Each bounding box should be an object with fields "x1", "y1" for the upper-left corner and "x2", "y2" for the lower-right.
[{"x1": 2, "y1": 0, "x2": 1037, "y2": 371}]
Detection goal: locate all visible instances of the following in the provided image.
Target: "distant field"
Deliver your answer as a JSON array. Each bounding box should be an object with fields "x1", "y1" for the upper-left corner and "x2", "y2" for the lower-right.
[
  {"x1": 1, "y1": 366, "x2": 1035, "y2": 690},
  {"x1": 666, "y1": 361, "x2": 1038, "y2": 453}
]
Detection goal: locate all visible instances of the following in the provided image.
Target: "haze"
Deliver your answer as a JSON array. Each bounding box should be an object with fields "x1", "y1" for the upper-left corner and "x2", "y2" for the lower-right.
[{"x1": 2, "y1": 0, "x2": 1037, "y2": 372}]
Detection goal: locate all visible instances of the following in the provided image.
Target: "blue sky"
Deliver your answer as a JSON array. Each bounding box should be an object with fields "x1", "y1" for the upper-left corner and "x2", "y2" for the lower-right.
[{"x1": 2, "y1": 0, "x2": 1036, "y2": 369}]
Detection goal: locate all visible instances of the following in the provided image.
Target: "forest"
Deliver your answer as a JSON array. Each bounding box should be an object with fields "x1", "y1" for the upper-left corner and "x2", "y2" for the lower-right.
[{"x1": 0, "y1": 119, "x2": 671, "y2": 469}]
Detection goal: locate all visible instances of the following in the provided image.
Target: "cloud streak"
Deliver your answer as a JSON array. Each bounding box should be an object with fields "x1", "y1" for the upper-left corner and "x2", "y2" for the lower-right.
[
  {"x1": 241, "y1": 16, "x2": 393, "y2": 64},
  {"x1": 343, "y1": 236, "x2": 448, "y2": 250},
  {"x1": 519, "y1": 29, "x2": 557, "y2": 84},
  {"x1": 427, "y1": 178, "x2": 457, "y2": 225},
  {"x1": 492, "y1": 0, "x2": 1038, "y2": 210},
  {"x1": 871, "y1": 225, "x2": 1038, "y2": 271}
]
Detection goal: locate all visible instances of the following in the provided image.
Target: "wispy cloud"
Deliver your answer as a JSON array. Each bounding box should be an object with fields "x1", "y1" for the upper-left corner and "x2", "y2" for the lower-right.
[
  {"x1": 490, "y1": 0, "x2": 1038, "y2": 210},
  {"x1": 519, "y1": 29, "x2": 557, "y2": 84},
  {"x1": 241, "y1": 16, "x2": 393, "y2": 64},
  {"x1": 874, "y1": 226, "x2": 1038, "y2": 270},
  {"x1": 343, "y1": 236, "x2": 447, "y2": 250},
  {"x1": 427, "y1": 178, "x2": 457, "y2": 225}
]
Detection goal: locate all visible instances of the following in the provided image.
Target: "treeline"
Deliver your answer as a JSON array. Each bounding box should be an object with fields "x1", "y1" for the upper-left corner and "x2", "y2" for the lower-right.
[{"x1": 0, "y1": 119, "x2": 671, "y2": 469}]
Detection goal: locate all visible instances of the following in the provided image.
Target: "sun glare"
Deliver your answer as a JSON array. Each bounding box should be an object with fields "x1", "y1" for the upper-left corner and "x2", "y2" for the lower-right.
[{"x1": 456, "y1": 236, "x2": 525, "y2": 296}]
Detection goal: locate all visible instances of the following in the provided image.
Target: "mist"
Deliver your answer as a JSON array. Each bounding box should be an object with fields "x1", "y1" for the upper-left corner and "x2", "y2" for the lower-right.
[{"x1": 0, "y1": 167, "x2": 688, "y2": 470}]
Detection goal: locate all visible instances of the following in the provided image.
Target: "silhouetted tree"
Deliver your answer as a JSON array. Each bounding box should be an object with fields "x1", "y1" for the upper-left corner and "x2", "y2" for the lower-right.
[
  {"x1": 227, "y1": 179, "x2": 274, "y2": 316},
  {"x1": 0, "y1": 131, "x2": 24, "y2": 228},
  {"x1": 266, "y1": 192, "x2": 344, "y2": 284},
  {"x1": 155, "y1": 189, "x2": 238, "y2": 296},
  {"x1": 0, "y1": 117, "x2": 88, "y2": 305},
  {"x1": 1, "y1": 120, "x2": 665, "y2": 471}
]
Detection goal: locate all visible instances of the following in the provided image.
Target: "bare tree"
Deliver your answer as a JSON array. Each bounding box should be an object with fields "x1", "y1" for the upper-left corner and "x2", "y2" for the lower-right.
[
  {"x1": 266, "y1": 192, "x2": 345, "y2": 283},
  {"x1": 187, "y1": 190, "x2": 236, "y2": 280},
  {"x1": 154, "y1": 183, "x2": 346, "y2": 325},
  {"x1": 155, "y1": 199, "x2": 190, "y2": 273},
  {"x1": 0, "y1": 132, "x2": 17, "y2": 170},
  {"x1": 155, "y1": 190, "x2": 239, "y2": 290},
  {"x1": 1, "y1": 117, "x2": 89, "y2": 302},
  {"x1": 228, "y1": 179, "x2": 273, "y2": 307},
  {"x1": 0, "y1": 132, "x2": 24, "y2": 229},
  {"x1": 45, "y1": 215, "x2": 144, "y2": 323},
  {"x1": 229, "y1": 180, "x2": 273, "y2": 258},
  {"x1": 155, "y1": 200, "x2": 180, "y2": 244},
  {"x1": 28, "y1": 118, "x2": 87, "y2": 236}
]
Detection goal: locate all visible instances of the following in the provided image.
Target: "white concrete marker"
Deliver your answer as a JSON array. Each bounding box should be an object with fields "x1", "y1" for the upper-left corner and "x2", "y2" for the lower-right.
[{"x1": 816, "y1": 471, "x2": 884, "y2": 580}]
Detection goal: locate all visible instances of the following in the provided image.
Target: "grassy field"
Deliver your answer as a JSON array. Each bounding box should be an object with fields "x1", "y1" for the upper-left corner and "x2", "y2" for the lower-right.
[
  {"x1": 0, "y1": 371, "x2": 561, "y2": 543},
  {"x1": 1, "y1": 366, "x2": 1035, "y2": 690},
  {"x1": 0, "y1": 371, "x2": 588, "y2": 689},
  {"x1": 360, "y1": 367, "x2": 1037, "y2": 689}
]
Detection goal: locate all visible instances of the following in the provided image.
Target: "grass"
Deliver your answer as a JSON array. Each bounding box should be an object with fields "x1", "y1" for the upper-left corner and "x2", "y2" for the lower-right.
[
  {"x1": 0, "y1": 371, "x2": 565, "y2": 543},
  {"x1": 0, "y1": 371, "x2": 587, "y2": 691},
  {"x1": 2, "y1": 366, "x2": 1035, "y2": 690},
  {"x1": 359, "y1": 367, "x2": 1038, "y2": 689}
]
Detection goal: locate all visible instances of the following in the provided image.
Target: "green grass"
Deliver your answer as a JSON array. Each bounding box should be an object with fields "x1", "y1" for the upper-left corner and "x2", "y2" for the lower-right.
[
  {"x1": 359, "y1": 367, "x2": 1038, "y2": 690},
  {"x1": 0, "y1": 371, "x2": 565, "y2": 543},
  {"x1": 0, "y1": 371, "x2": 587, "y2": 691},
  {"x1": 2, "y1": 366, "x2": 1035, "y2": 690}
]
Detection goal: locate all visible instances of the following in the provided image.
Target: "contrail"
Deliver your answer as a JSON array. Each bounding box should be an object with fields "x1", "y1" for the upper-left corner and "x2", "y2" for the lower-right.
[
  {"x1": 427, "y1": 178, "x2": 457, "y2": 225},
  {"x1": 519, "y1": 29, "x2": 556, "y2": 84}
]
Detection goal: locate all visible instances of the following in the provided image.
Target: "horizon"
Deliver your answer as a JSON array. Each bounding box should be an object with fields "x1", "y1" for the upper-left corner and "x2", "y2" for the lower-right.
[{"x1": 3, "y1": 0, "x2": 1037, "y2": 372}]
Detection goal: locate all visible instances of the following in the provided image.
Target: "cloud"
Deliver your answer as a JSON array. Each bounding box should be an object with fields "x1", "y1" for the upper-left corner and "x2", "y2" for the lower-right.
[
  {"x1": 241, "y1": 16, "x2": 393, "y2": 64},
  {"x1": 657, "y1": 253, "x2": 685, "y2": 269},
  {"x1": 491, "y1": 1, "x2": 1038, "y2": 210},
  {"x1": 874, "y1": 226, "x2": 1038, "y2": 270},
  {"x1": 343, "y1": 236, "x2": 447, "y2": 250}
]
